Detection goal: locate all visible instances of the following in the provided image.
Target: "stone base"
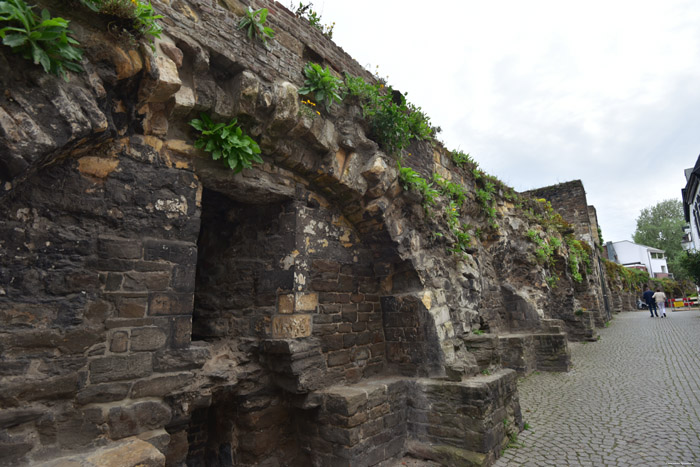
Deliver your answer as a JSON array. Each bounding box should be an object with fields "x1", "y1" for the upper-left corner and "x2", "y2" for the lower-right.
[{"x1": 299, "y1": 371, "x2": 521, "y2": 466}]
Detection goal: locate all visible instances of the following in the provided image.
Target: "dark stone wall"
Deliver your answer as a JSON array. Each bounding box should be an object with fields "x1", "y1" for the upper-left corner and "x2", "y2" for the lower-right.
[
  {"x1": 0, "y1": 145, "x2": 200, "y2": 462},
  {"x1": 193, "y1": 190, "x2": 296, "y2": 340}
]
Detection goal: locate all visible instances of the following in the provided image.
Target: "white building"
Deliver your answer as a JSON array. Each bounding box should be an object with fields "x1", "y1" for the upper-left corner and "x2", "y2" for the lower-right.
[
  {"x1": 682, "y1": 155, "x2": 700, "y2": 252},
  {"x1": 605, "y1": 240, "x2": 670, "y2": 278}
]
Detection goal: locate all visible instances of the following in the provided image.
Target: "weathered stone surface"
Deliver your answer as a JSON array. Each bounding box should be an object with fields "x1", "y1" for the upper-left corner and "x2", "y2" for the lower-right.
[
  {"x1": 89, "y1": 353, "x2": 152, "y2": 384},
  {"x1": 130, "y1": 373, "x2": 193, "y2": 398},
  {"x1": 37, "y1": 437, "x2": 165, "y2": 467},
  {"x1": 107, "y1": 401, "x2": 172, "y2": 439},
  {"x1": 271, "y1": 314, "x2": 312, "y2": 338},
  {"x1": 76, "y1": 382, "x2": 130, "y2": 405},
  {"x1": 0, "y1": 408, "x2": 43, "y2": 429},
  {"x1": 153, "y1": 346, "x2": 209, "y2": 372},
  {"x1": 130, "y1": 326, "x2": 168, "y2": 352}
]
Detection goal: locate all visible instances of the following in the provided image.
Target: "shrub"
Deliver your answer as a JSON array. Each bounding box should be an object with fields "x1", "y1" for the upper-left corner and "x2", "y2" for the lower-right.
[
  {"x1": 0, "y1": 0, "x2": 83, "y2": 79},
  {"x1": 298, "y1": 62, "x2": 342, "y2": 110},
  {"x1": 189, "y1": 113, "x2": 262, "y2": 173},
  {"x1": 238, "y1": 6, "x2": 274, "y2": 45}
]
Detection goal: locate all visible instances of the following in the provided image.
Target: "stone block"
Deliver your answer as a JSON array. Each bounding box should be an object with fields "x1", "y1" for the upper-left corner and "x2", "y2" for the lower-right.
[
  {"x1": 278, "y1": 294, "x2": 294, "y2": 314},
  {"x1": 0, "y1": 440, "x2": 32, "y2": 465},
  {"x1": 0, "y1": 408, "x2": 42, "y2": 429},
  {"x1": 76, "y1": 382, "x2": 130, "y2": 405},
  {"x1": 114, "y1": 294, "x2": 148, "y2": 319},
  {"x1": 143, "y1": 239, "x2": 196, "y2": 265},
  {"x1": 271, "y1": 314, "x2": 312, "y2": 338},
  {"x1": 111, "y1": 331, "x2": 129, "y2": 353},
  {"x1": 108, "y1": 401, "x2": 172, "y2": 439},
  {"x1": 140, "y1": 48, "x2": 182, "y2": 103},
  {"x1": 122, "y1": 272, "x2": 171, "y2": 291},
  {"x1": 3, "y1": 373, "x2": 80, "y2": 406},
  {"x1": 325, "y1": 387, "x2": 368, "y2": 416},
  {"x1": 171, "y1": 265, "x2": 196, "y2": 293},
  {"x1": 98, "y1": 237, "x2": 142, "y2": 260},
  {"x1": 89, "y1": 353, "x2": 152, "y2": 384},
  {"x1": 38, "y1": 436, "x2": 165, "y2": 467},
  {"x1": 172, "y1": 316, "x2": 192, "y2": 348},
  {"x1": 56, "y1": 407, "x2": 106, "y2": 449},
  {"x1": 153, "y1": 346, "x2": 209, "y2": 372},
  {"x1": 130, "y1": 373, "x2": 193, "y2": 399},
  {"x1": 327, "y1": 349, "x2": 352, "y2": 367},
  {"x1": 148, "y1": 293, "x2": 193, "y2": 316},
  {"x1": 295, "y1": 292, "x2": 318, "y2": 311},
  {"x1": 131, "y1": 326, "x2": 168, "y2": 352},
  {"x1": 318, "y1": 425, "x2": 362, "y2": 447}
]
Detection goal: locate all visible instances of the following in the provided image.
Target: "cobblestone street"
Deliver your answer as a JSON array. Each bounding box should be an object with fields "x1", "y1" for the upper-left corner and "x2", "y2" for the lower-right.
[{"x1": 495, "y1": 309, "x2": 700, "y2": 466}]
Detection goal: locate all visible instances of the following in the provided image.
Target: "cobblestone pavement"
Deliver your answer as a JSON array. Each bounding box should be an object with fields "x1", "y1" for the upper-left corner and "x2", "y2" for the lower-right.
[{"x1": 495, "y1": 309, "x2": 700, "y2": 467}]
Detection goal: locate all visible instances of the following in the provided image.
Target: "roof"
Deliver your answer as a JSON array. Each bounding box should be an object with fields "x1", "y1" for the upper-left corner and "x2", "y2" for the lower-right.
[{"x1": 611, "y1": 240, "x2": 665, "y2": 253}]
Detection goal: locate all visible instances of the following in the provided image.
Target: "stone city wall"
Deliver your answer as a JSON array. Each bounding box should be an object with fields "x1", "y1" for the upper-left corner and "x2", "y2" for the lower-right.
[{"x1": 0, "y1": 0, "x2": 630, "y2": 465}]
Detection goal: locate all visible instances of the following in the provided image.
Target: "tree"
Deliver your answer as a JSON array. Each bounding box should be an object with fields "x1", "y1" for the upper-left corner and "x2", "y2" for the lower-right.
[
  {"x1": 679, "y1": 251, "x2": 700, "y2": 286},
  {"x1": 632, "y1": 199, "x2": 687, "y2": 278}
]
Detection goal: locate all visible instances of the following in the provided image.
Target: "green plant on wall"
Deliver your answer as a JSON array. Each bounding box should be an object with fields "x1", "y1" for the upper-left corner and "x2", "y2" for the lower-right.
[
  {"x1": 238, "y1": 6, "x2": 274, "y2": 45},
  {"x1": 78, "y1": 0, "x2": 162, "y2": 45},
  {"x1": 396, "y1": 161, "x2": 438, "y2": 208},
  {"x1": 476, "y1": 179, "x2": 498, "y2": 227},
  {"x1": 293, "y1": 1, "x2": 334, "y2": 38},
  {"x1": 298, "y1": 62, "x2": 343, "y2": 110},
  {"x1": 451, "y1": 149, "x2": 477, "y2": 169},
  {"x1": 0, "y1": 0, "x2": 83, "y2": 79},
  {"x1": 189, "y1": 113, "x2": 262, "y2": 173},
  {"x1": 345, "y1": 74, "x2": 432, "y2": 156},
  {"x1": 566, "y1": 236, "x2": 591, "y2": 283},
  {"x1": 433, "y1": 173, "x2": 467, "y2": 206},
  {"x1": 527, "y1": 229, "x2": 556, "y2": 265}
]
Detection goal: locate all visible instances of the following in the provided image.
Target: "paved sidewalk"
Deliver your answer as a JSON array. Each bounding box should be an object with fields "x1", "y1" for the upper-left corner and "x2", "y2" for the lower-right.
[{"x1": 495, "y1": 309, "x2": 700, "y2": 466}]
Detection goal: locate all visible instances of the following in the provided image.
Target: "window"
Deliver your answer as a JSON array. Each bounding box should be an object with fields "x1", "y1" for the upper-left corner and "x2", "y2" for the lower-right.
[{"x1": 650, "y1": 252, "x2": 664, "y2": 259}]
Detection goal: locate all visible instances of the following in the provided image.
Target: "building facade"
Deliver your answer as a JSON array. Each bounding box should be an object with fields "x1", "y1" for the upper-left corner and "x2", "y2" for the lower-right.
[
  {"x1": 606, "y1": 240, "x2": 670, "y2": 278},
  {"x1": 682, "y1": 155, "x2": 700, "y2": 252}
]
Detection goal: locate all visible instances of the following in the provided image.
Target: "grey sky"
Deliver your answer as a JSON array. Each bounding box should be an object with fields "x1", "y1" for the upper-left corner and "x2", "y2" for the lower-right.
[{"x1": 311, "y1": 0, "x2": 700, "y2": 242}]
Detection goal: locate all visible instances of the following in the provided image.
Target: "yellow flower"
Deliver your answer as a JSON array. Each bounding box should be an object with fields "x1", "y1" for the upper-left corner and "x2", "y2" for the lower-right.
[{"x1": 316, "y1": 111, "x2": 320, "y2": 115}]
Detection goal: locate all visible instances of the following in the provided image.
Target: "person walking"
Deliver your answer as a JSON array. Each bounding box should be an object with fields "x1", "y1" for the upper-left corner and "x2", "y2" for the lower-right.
[
  {"x1": 653, "y1": 288, "x2": 668, "y2": 318},
  {"x1": 643, "y1": 286, "x2": 658, "y2": 317}
]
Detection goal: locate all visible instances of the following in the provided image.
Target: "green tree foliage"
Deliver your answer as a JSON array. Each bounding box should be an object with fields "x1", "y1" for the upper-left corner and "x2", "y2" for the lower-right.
[
  {"x1": 679, "y1": 251, "x2": 700, "y2": 286},
  {"x1": 632, "y1": 199, "x2": 686, "y2": 278}
]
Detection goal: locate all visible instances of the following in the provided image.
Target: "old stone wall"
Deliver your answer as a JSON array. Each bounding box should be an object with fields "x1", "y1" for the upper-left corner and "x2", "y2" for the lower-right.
[
  {"x1": 0, "y1": 0, "x2": 631, "y2": 465},
  {"x1": 526, "y1": 180, "x2": 611, "y2": 329}
]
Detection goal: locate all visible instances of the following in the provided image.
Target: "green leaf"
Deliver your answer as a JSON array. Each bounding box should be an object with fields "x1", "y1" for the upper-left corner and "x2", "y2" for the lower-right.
[
  {"x1": 31, "y1": 43, "x2": 51, "y2": 72},
  {"x1": 3, "y1": 32, "x2": 27, "y2": 47},
  {"x1": 38, "y1": 17, "x2": 68, "y2": 29}
]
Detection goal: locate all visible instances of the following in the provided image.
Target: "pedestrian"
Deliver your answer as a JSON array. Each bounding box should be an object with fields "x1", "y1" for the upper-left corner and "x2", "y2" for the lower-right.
[
  {"x1": 653, "y1": 288, "x2": 668, "y2": 318},
  {"x1": 643, "y1": 286, "x2": 658, "y2": 317}
]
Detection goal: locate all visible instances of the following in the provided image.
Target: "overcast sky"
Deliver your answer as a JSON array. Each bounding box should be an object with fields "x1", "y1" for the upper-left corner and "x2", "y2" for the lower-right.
[{"x1": 309, "y1": 0, "x2": 700, "y2": 243}]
